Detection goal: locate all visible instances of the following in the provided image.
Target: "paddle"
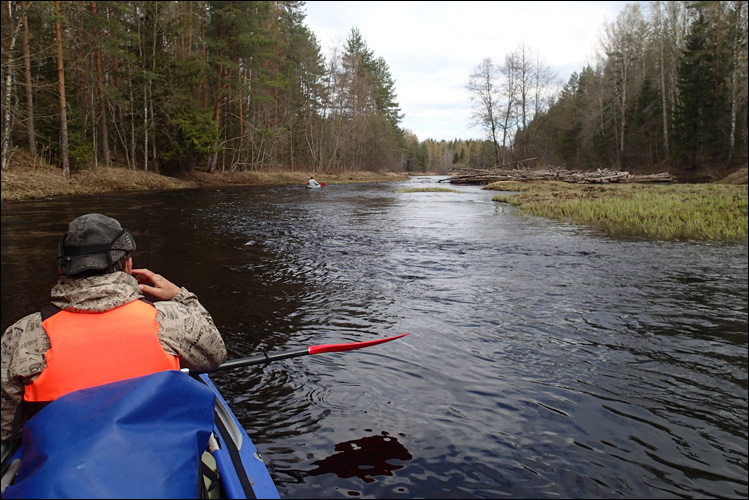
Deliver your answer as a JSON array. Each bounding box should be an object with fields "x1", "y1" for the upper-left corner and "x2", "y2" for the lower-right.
[{"x1": 189, "y1": 333, "x2": 409, "y2": 374}]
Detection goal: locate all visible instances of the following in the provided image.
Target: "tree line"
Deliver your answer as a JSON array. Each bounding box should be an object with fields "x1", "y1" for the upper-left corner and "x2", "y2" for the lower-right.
[
  {"x1": 461, "y1": 1, "x2": 748, "y2": 174},
  {"x1": 1, "y1": 1, "x2": 405, "y2": 178},
  {"x1": 2, "y1": 1, "x2": 747, "y2": 181}
]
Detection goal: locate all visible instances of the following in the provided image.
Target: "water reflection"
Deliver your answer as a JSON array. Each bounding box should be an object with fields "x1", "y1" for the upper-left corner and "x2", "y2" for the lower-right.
[{"x1": 308, "y1": 432, "x2": 412, "y2": 483}]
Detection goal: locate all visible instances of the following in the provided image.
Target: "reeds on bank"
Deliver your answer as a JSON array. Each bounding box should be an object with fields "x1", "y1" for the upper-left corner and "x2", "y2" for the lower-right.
[{"x1": 486, "y1": 181, "x2": 748, "y2": 242}]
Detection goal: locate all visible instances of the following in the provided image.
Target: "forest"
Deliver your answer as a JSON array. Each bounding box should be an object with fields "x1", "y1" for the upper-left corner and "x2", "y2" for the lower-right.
[
  {"x1": 441, "y1": 1, "x2": 748, "y2": 176},
  {"x1": 1, "y1": 1, "x2": 747, "y2": 180}
]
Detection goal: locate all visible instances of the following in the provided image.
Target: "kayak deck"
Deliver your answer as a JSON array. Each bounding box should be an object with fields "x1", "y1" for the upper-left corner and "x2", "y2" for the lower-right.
[
  {"x1": 0, "y1": 371, "x2": 279, "y2": 499},
  {"x1": 199, "y1": 373, "x2": 279, "y2": 499}
]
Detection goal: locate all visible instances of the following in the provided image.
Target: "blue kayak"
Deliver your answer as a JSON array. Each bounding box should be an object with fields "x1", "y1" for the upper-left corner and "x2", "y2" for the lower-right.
[{"x1": 0, "y1": 370, "x2": 280, "y2": 499}]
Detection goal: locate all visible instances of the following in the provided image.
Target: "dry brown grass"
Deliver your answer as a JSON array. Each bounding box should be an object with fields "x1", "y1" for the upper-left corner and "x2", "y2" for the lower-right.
[
  {"x1": 2, "y1": 160, "x2": 192, "y2": 201},
  {"x1": 179, "y1": 169, "x2": 409, "y2": 188},
  {"x1": 718, "y1": 167, "x2": 748, "y2": 185},
  {"x1": 1, "y1": 150, "x2": 409, "y2": 201}
]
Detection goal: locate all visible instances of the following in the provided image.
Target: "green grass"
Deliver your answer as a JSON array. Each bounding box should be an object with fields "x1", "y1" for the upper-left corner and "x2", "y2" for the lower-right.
[
  {"x1": 399, "y1": 187, "x2": 467, "y2": 193},
  {"x1": 486, "y1": 181, "x2": 748, "y2": 241}
]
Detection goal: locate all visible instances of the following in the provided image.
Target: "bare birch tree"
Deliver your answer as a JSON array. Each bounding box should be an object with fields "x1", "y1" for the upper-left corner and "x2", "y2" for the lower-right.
[
  {"x1": 499, "y1": 53, "x2": 519, "y2": 164},
  {"x1": 727, "y1": 0, "x2": 748, "y2": 162},
  {"x1": 1, "y1": 0, "x2": 25, "y2": 170},
  {"x1": 510, "y1": 42, "x2": 557, "y2": 160},
  {"x1": 20, "y1": 1, "x2": 35, "y2": 156},
  {"x1": 54, "y1": 0, "x2": 69, "y2": 179},
  {"x1": 467, "y1": 57, "x2": 501, "y2": 165},
  {"x1": 652, "y1": 1, "x2": 670, "y2": 158},
  {"x1": 91, "y1": 1, "x2": 109, "y2": 166},
  {"x1": 601, "y1": 3, "x2": 648, "y2": 166}
]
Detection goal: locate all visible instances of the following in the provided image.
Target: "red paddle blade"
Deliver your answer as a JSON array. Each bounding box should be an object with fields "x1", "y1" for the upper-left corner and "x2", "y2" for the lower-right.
[
  {"x1": 321, "y1": 183, "x2": 326, "y2": 186},
  {"x1": 308, "y1": 333, "x2": 409, "y2": 355}
]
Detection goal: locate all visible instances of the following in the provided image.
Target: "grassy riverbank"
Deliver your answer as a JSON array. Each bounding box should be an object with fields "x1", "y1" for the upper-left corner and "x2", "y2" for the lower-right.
[
  {"x1": 487, "y1": 179, "x2": 748, "y2": 242},
  {"x1": 399, "y1": 187, "x2": 466, "y2": 193},
  {"x1": 3, "y1": 151, "x2": 746, "y2": 243}
]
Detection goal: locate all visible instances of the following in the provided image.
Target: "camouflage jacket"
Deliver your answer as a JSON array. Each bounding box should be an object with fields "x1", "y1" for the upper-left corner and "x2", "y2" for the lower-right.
[{"x1": 1, "y1": 271, "x2": 227, "y2": 441}]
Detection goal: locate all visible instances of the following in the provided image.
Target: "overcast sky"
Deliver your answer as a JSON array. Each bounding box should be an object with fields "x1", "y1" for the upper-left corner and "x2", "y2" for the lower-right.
[{"x1": 303, "y1": 1, "x2": 632, "y2": 142}]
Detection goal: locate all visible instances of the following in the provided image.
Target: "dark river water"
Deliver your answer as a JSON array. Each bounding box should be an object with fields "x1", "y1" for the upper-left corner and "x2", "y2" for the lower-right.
[{"x1": 2, "y1": 176, "x2": 747, "y2": 499}]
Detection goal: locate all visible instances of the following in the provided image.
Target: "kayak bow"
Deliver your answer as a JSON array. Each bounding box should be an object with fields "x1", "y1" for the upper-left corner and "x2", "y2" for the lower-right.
[
  {"x1": 1, "y1": 333, "x2": 411, "y2": 498},
  {"x1": 0, "y1": 371, "x2": 280, "y2": 499}
]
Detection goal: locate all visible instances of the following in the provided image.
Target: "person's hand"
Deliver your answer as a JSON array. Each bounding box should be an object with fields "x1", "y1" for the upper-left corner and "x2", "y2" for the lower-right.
[{"x1": 131, "y1": 268, "x2": 180, "y2": 301}]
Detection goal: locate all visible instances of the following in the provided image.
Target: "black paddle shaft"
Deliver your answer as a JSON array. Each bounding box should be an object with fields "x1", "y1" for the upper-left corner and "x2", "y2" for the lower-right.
[
  {"x1": 202, "y1": 348, "x2": 310, "y2": 373},
  {"x1": 189, "y1": 334, "x2": 410, "y2": 375}
]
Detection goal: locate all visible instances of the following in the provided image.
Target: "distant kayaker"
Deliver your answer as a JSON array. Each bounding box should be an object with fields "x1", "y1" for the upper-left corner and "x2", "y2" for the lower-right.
[
  {"x1": 0, "y1": 213, "x2": 227, "y2": 442},
  {"x1": 306, "y1": 176, "x2": 321, "y2": 188}
]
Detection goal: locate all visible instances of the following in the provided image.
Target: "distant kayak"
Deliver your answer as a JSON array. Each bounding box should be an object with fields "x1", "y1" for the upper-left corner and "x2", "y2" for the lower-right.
[{"x1": 305, "y1": 182, "x2": 324, "y2": 189}]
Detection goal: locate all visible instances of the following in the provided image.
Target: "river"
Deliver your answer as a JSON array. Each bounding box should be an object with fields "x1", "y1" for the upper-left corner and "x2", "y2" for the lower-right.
[{"x1": 2, "y1": 176, "x2": 747, "y2": 499}]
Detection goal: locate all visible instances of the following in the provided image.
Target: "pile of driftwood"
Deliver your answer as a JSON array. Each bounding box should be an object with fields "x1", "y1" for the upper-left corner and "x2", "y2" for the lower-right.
[{"x1": 442, "y1": 164, "x2": 675, "y2": 185}]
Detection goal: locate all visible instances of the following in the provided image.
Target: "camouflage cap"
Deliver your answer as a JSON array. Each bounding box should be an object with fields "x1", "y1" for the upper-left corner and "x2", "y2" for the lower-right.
[{"x1": 58, "y1": 213, "x2": 136, "y2": 277}]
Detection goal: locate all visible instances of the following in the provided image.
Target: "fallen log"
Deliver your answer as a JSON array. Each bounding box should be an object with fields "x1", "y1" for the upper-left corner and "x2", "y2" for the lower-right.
[{"x1": 445, "y1": 167, "x2": 674, "y2": 185}]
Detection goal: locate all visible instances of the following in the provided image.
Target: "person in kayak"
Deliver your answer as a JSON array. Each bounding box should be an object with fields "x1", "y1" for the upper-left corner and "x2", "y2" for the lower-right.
[
  {"x1": 0, "y1": 213, "x2": 227, "y2": 442},
  {"x1": 306, "y1": 176, "x2": 321, "y2": 188}
]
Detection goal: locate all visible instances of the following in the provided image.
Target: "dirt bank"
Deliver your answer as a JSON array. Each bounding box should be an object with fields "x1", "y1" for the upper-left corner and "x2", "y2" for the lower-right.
[
  {"x1": 1, "y1": 151, "x2": 410, "y2": 201},
  {"x1": 2, "y1": 150, "x2": 744, "y2": 202}
]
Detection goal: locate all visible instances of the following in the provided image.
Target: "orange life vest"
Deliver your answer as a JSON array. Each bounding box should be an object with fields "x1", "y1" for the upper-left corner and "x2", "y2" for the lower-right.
[{"x1": 24, "y1": 299, "x2": 180, "y2": 402}]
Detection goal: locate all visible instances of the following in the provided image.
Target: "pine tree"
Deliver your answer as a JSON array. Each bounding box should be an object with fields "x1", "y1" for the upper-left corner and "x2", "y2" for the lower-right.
[{"x1": 673, "y1": 6, "x2": 727, "y2": 167}]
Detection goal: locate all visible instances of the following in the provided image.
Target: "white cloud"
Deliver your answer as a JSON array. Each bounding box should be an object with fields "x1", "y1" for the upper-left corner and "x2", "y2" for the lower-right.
[{"x1": 304, "y1": 0, "x2": 629, "y2": 141}]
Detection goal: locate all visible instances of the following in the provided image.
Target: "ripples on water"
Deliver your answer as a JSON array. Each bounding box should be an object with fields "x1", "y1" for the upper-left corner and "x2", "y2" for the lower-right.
[{"x1": 1, "y1": 176, "x2": 747, "y2": 499}]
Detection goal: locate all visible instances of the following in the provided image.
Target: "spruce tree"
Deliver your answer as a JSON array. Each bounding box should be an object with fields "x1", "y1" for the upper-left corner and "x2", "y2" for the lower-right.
[{"x1": 673, "y1": 8, "x2": 727, "y2": 167}]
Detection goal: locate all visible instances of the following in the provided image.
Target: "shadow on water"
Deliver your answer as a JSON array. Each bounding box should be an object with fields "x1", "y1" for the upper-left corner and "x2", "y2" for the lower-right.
[
  {"x1": 2, "y1": 176, "x2": 747, "y2": 499},
  {"x1": 308, "y1": 432, "x2": 412, "y2": 483}
]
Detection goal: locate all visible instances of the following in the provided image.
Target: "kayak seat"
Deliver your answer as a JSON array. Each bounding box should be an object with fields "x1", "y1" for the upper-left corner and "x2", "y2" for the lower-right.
[{"x1": 200, "y1": 449, "x2": 222, "y2": 499}]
